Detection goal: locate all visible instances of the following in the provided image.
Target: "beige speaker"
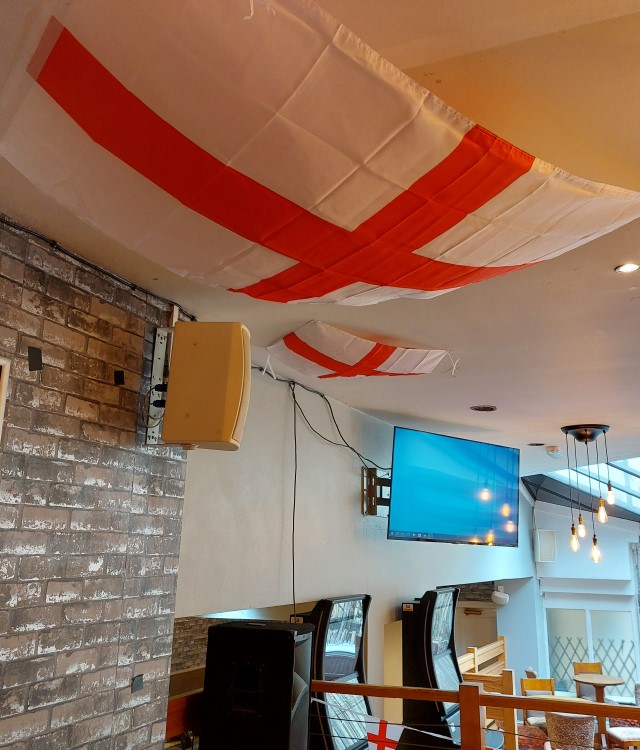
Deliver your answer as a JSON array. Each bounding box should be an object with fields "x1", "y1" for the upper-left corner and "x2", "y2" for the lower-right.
[
  {"x1": 534, "y1": 529, "x2": 557, "y2": 563},
  {"x1": 162, "y1": 322, "x2": 250, "y2": 450}
]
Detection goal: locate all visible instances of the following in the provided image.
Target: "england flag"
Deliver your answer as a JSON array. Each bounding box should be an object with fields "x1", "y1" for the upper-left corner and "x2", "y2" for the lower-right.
[{"x1": 2, "y1": 1, "x2": 640, "y2": 305}]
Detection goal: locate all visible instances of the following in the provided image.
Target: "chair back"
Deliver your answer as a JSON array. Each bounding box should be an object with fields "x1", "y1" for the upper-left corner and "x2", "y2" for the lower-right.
[
  {"x1": 521, "y1": 678, "x2": 555, "y2": 725},
  {"x1": 574, "y1": 662, "x2": 603, "y2": 700},
  {"x1": 546, "y1": 711, "x2": 596, "y2": 750}
]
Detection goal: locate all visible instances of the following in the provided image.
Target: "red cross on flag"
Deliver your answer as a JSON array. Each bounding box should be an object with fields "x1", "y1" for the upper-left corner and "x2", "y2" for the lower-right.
[
  {"x1": 267, "y1": 321, "x2": 449, "y2": 378},
  {"x1": 2, "y1": 1, "x2": 640, "y2": 305},
  {"x1": 366, "y1": 717, "x2": 404, "y2": 750}
]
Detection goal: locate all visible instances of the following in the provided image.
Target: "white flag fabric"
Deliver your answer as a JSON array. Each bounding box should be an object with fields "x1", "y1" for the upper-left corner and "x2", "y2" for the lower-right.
[
  {"x1": 266, "y1": 321, "x2": 449, "y2": 378},
  {"x1": 2, "y1": 1, "x2": 640, "y2": 305},
  {"x1": 365, "y1": 717, "x2": 404, "y2": 749}
]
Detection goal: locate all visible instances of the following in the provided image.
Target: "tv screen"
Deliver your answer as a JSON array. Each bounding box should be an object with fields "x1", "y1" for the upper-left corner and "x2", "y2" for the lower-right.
[{"x1": 387, "y1": 427, "x2": 519, "y2": 546}]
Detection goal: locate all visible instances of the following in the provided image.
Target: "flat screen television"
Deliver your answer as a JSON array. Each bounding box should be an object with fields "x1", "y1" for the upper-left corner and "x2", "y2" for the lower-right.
[{"x1": 387, "y1": 427, "x2": 520, "y2": 546}]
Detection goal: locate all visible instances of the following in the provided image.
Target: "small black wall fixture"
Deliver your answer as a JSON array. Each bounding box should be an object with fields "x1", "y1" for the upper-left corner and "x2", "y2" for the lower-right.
[{"x1": 27, "y1": 346, "x2": 43, "y2": 371}]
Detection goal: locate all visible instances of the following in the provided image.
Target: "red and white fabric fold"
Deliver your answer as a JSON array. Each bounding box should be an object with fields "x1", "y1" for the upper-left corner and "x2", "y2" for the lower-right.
[
  {"x1": 266, "y1": 321, "x2": 448, "y2": 378},
  {"x1": 1, "y1": 0, "x2": 640, "y2": 305},
  {"x1": 365, "y1": 717, "x2": 404, "y2": 749}
]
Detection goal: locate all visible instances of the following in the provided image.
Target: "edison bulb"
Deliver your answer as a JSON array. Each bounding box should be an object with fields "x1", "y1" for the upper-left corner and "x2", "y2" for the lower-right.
[
  {"x1": 577, "y1": 514, "x2": 587, "y2": 537},
  {"x1": 597, "y1": 498, "x2": 608, "y2": 524},
  {"x1": 570, "y1": 524, "x2": 580, "y2": 552},
  {"x1": 486, "y1": 530, "x2": 495, "y2": 545},
  {"x1": 480, "y1": 488, "x2": 490, "y2": 501},
  {"x1": 607, "y1": 483, "x2": 615, "y2": 505},
  {"x1": 591, "y1": 535, "x2": 602, "y2": 563},
  {"x1": 505, "y1": 520, "x2": 515, "y2": 533},
  {"x1": 501, "y1": 503, "x2": 510, "y2": 517}
]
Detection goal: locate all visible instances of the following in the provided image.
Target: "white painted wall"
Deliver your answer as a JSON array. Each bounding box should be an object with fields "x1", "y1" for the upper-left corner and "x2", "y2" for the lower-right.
[
  {"x1": 533, "y1": 501, "x2": 640, "y2": 594},
  {"x1": 176, "y1": 372, "x2": 538, "y2": 684}
]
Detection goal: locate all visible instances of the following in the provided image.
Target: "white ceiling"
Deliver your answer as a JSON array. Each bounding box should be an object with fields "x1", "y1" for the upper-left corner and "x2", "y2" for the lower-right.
[{"x1": 2, "y1": 0, "x2": 640, "y2": 475}]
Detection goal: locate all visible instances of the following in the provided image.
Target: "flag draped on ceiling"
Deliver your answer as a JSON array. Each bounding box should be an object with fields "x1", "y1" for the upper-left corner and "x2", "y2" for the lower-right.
[
  {"x1": 2, "y1": 0, "x2": 640, "y2": 305},
  {"x1": 266, "y1": 321, "x2": 449, "y2": 378}
]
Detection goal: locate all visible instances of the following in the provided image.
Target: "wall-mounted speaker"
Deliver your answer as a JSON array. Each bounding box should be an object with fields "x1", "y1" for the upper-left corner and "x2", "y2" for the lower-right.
[
  {"x1": 533, "y1": 529, "x2": 557, "y2": 563},
  {"x1": 161, "y1": 322, "x2": 251, "y2": 450}
]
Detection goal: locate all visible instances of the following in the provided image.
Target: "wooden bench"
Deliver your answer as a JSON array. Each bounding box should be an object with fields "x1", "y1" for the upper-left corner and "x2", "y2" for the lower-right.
[
  {"x1": 458, "y1": 635, "x2": 507, "y2": 676},
  {"x1": 458, "y1": 637, "x2": 517, "y2": 750}
]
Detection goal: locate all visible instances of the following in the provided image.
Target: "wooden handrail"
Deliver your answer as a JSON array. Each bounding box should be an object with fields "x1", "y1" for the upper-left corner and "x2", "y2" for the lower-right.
[{"x1": 311, "y1": 679, "x2": 640, "y2": 750}]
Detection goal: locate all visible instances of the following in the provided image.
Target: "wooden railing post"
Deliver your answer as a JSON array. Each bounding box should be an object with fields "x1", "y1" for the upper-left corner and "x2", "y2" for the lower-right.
[
  {"x1": 459, "y1": 682, "x2": 484, "y2": 750},
  {"x1": 501, "y1": 669, "x2": 517, "y2": 750}
]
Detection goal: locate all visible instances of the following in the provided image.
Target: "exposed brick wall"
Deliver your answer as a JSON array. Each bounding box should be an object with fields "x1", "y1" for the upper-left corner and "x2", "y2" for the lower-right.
[
  {"x1": 170, "y1": 618, "x2": 225, "y2": 673},
  {"x1": 0, "y1": 223, "x2": 186, "y2": 749},
  {"x1": 456, "y1": 581, "x2": 496, "y2": 601}
]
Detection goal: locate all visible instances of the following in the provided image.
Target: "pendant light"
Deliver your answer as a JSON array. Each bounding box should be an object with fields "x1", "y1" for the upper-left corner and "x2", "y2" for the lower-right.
[
  {"x1": 585, "y1": 440, "x2": 601, "y2": 563},
  {"x1": 564, "y1": 431, "x2": 580, "y2": 552},
  {"x1": 572, "y1": 439, "x2": 587, "y2": 538},
  {"x1": 561, "y1": 424, "x2": 611, "y2": 564},
  {"x1": 595, "y1": 439, "x2": 608, "y2": 524},
  {"x1": 604, "y1": 431, "x2": 616, "y2": 505}
]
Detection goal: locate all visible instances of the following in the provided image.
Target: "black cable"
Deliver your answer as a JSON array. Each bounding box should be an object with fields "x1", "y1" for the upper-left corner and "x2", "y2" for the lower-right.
[
  {"x1": 288, "y1": 382, "x2": 368, "y2": 469},
  {"x1": 253, "y1": 365, "x2": 391, "y2": 471},
  {"x1": 291, "y1": 379, "x2": 390, "y2": 470},
  {"x1": 291, "y1": 381, "x2": 298, "y2": 619},
  {"x1": 0, "y1": 215, "x2": 196, "y2": 322}
]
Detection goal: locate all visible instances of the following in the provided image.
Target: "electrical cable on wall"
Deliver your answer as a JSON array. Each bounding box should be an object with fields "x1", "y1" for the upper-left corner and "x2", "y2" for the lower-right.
[
  {"x1": 253, "y1": 366, "x2": 390, "y2": 472},
  {"x1": 290, "y1": 382, "x2": 298, "y2": 618}
]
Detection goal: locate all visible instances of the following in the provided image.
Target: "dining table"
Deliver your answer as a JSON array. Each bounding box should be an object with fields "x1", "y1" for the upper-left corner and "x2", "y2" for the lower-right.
[{"x1": 574, "y1": 673, "x2": 625, "y2": 735}]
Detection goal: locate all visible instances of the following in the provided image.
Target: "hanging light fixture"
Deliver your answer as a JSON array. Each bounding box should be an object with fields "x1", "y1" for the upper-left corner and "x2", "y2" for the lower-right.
[
  {"x1": 571, "y1": 438, "x2": 587, "y2": 538},
  {"x1": 564, "y1": 431, "x2": 580, "y2": 552},
  {"x1": 603, "y1": 431, "x2": 616, "y2": 505},
  {"x1": 561, "y1": 424, "x2": 611, "y2": 563},
  {"x1": 594, "y1": 438, "x2": 608, "y2": 524}
]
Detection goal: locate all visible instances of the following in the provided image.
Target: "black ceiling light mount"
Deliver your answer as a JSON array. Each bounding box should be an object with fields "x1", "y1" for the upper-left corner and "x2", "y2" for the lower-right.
[{"x1": 561, "y1": 424, "x2": 610, "y2": 443}]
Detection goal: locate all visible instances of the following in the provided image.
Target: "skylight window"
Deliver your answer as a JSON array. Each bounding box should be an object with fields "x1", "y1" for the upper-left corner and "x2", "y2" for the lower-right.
[{"x1": 546, "y1": 458, "x2": 640, "y2": 515}]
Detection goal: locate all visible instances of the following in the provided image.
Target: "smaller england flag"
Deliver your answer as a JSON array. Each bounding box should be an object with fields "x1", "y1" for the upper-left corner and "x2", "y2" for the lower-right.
[{"x1": 366, "y1": 717, "x2": 404, "y2": 750}]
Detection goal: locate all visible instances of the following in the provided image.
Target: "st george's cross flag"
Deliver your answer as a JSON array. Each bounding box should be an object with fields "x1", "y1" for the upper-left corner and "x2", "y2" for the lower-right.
[
  {"x1": 266, "y1": 321, "x2": 449, "y2": 378},
  {"x1": 365, "y1": 717, "x2": 404, "y2": 750},
  {"x1": 2, "y1": 1, "x2": 640, "y2": 305}
]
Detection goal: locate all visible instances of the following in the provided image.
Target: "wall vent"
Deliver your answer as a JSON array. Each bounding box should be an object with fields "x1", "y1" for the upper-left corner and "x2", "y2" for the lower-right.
[{"x1": 534, "y1": 528, "x2": 557, "y2": 563}]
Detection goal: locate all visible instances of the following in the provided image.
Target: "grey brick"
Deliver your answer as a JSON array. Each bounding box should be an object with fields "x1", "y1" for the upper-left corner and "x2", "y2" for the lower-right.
[
  {"x1": 21, "y1": 289, "x2": 67, "y2": 323},
  {"x1": 38, "y1": 627, "x2": 84, "y2": 655},
  {"x1": 3, "y1": 530, "x2": 48, "y2": 554},
  {"x1": 0, "y1": 706, "x2": 49, "y2": 743},
  {"x1": 4, "y1": 655, "x2": 56, "y2": 687},
  {"x1": 11, "y1": 604, "x2": 62, "y2": 632},
  {"x1": 29, "y1": 675, "x2": 80, "y2": 708},
  {"x1": 39, "y1": 366, "x2": 83, "y2": 395},
  {"x1": 0, "y1": 581, "x2": 43, "y2": 607},
  {"x1": 20, "y1": 555, "x2": 65, "y2": 581}
]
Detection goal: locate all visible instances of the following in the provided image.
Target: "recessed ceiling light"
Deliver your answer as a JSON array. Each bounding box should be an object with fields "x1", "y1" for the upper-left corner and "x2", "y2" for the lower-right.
[
  {"x1": 527, "y1": 442, "x2": 545, "y2": 446},
  {"x1": 614, "y1": 263, "x2": 640, "y2": 273},
  {"x1": 470, "y1": 405, "x2": 497, "y2": 412}
]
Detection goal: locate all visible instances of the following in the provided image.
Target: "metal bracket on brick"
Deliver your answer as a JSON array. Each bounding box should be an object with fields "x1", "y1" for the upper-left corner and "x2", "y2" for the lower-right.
[{"x1": 146, "y1": 327, "x2": 173, "y2": 445}]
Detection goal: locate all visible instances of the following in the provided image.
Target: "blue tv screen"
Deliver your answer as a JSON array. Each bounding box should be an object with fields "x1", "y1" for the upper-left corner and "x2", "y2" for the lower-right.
[{"x1": 387, "y1": 427, "x2": 520, "y2": 546}]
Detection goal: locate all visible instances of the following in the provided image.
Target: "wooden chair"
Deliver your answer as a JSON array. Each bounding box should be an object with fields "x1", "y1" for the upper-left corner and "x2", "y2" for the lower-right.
[
  {"x1": 546, "y1": 711, "x2": 597, "y2": 750},
  {"x1": 521, "y1": 677, "x2": 556, "y2": 729},
  {"x1": 573, "y1": 662, "x2": 602, "y2": 700},
  {"x1": 607, "y1": 727, "x2": 640, "y2": 750}
]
